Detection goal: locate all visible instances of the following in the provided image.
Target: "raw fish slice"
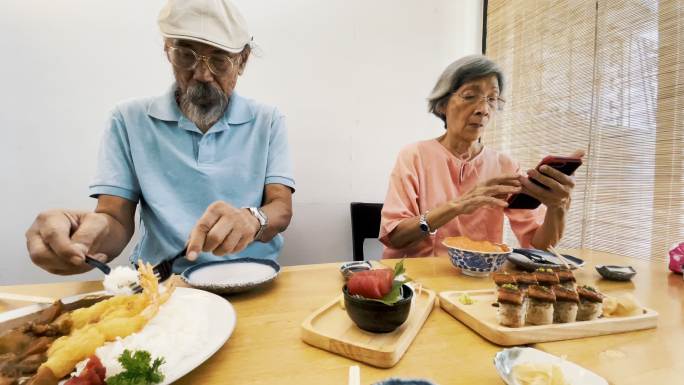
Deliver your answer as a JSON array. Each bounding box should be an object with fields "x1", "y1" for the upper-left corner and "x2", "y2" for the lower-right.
[{"x1": 347, "y1": 269, "x2": 394, "y2": 299}]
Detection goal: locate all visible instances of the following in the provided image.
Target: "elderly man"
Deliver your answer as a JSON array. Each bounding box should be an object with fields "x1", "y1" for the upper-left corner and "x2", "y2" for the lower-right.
[{"x1": 26, "y1": 0, "x2": 294, "y2": 275}]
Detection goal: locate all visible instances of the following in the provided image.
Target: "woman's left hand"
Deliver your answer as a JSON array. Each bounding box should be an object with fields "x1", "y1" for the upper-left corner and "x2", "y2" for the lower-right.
[{"x1": 520, "y1": 150, "x2": 585, "y2": 209}]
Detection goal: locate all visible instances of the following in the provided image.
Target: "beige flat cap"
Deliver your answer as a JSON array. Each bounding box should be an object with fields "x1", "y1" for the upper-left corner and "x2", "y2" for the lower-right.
[{"x1": 158, "y1": 0, "x2": 252, "y2": 53}]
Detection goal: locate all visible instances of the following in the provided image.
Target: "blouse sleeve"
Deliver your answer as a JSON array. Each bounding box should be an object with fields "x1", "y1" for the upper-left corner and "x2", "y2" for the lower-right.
[{"x1": 379, "y1": 147, "x2": 421, "y2": 246}]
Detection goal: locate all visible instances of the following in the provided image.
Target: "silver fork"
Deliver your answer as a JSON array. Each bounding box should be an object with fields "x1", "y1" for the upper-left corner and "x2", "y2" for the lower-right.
[{"x1": 85, "y1": 256, "x2": 143, "y2": 294}]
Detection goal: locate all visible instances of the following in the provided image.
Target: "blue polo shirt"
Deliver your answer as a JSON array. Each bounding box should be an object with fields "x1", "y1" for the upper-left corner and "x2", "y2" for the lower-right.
[{"x1": 89, "y1": 85, "x2": 295, "y2": 272}]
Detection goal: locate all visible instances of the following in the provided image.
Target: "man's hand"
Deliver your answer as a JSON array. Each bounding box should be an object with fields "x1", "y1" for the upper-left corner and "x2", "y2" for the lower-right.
[
  {"x1": 186, "y1": 201, "x2": 260, "y2": 261},
  {"x1": 26, "y1": 210, "x2": 110, "y2": 275},
  {"x1": 452, "y1": 174, "x2": 521, "y2": 215}
]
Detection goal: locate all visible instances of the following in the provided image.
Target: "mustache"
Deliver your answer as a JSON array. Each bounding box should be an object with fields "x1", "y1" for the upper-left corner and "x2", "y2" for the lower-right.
[
  {"x1": 178, "y1": 82, "x2": 229, "y2": 127},
  {"x1": 185, "y1": 82, "x2": 225, "y2": 105}
]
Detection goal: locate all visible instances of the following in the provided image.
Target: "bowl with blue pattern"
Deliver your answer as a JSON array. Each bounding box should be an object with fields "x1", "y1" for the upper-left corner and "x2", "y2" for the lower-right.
[{"x1": 442, "y1": 238, "x2": 511, "y2": 277}]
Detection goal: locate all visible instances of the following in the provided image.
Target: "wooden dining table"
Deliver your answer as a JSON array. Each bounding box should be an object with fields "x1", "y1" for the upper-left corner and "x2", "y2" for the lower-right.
[{"x1": 0, "y1": 249, "x2": 681, "y2": 384}]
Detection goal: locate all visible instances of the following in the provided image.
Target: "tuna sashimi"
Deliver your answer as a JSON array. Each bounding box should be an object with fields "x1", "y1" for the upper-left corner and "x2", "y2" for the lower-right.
[{"x1": 347, "y1": 269, "x2": 394, "y2": 299}]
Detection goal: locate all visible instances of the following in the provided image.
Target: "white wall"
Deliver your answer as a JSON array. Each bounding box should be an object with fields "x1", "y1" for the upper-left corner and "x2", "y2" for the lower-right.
[{"x1": 0, "y1": 0, "x2": 483, "y2": 285}]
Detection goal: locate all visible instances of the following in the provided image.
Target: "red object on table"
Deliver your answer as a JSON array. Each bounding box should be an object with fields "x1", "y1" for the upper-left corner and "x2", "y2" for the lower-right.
[
  {"x1": 669, "y1": 242, "x2": 684, "y2": 274},
  {"x1": 347, "y1": 269, "x2": 394, "y2": 299},
  {"x1": 64, "y1": 355, "x2": 106, "y2": 385}
]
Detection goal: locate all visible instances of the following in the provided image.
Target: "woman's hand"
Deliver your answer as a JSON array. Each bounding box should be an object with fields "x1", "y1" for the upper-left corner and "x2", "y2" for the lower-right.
[
  {"x1": 521, "y1": 150, "x2": 585, "y2": 209},
  {"x1": 452, "y1": 175, "x2": 521, "y2": 215}
]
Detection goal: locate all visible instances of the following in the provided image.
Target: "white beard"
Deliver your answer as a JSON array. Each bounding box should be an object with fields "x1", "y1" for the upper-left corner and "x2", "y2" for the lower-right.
[{"x1": 178, "y1": 82, "x2": 229, "y2": 129}]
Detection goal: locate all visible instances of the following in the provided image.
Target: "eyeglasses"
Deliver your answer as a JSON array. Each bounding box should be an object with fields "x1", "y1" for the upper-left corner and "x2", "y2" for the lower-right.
[
  {"x1": 166, "y1": 45, "x2": 240, "y2": 76},
  {"x1": 456, "y1": 92, "x2": 506, "y2": 111}
]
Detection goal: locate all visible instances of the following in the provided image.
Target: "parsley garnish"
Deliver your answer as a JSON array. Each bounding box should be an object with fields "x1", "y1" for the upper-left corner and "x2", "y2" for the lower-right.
[{"x1": 107, "y1": 349, "x2": 165, "y2": 385}]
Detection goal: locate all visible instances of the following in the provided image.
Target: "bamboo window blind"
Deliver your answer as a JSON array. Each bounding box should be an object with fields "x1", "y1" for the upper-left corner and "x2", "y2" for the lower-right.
[{"x1": 484, "y1": 0, "x2": 683, "y2": 261}]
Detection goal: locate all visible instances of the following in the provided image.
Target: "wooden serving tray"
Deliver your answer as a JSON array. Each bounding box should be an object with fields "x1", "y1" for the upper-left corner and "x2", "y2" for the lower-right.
[
  {"x1": 439, "y1": 289, "x2": 658, "y2": 346},
  {"x1": 300, "y1": 287, "x2": 436, "y2": 368}
]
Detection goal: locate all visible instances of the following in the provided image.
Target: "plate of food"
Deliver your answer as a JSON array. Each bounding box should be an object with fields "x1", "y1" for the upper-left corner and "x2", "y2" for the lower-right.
[
  {"x1": 0, "y1": 264, "x2": 236, "y2": 385},
  {"x1": 342, "y1": 260, "x2": 414, "y2": 333},
  {"x1": 438, "y1": 269, "x2": 658, "y2": 346},
  {"x1": 442, "y1": 236, "x2": 512, "y2": 277},
  {"x1": 494, "y1": 347, "x2": 607, "y2": 385},
  {"x1": 301, "y1": 261, "x2": 436, "y2": 368}
]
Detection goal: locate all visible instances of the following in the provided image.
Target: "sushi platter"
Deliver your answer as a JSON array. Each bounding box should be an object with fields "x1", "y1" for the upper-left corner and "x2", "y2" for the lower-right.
[
  {"x1": 438, "y1": 289, "x2": 658, "y2": 346},
  {"x1": 300, "y1": 287, "x2": 436, "y2": 368}
]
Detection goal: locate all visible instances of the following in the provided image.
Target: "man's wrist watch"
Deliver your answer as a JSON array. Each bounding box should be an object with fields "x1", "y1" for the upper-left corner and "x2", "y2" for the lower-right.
[
  {"x1": 419, "y1": 211, "x2": 436, "y2": 236},
  {"x1": 248, "y1": 207, "x2": 268, "y2": 240}
]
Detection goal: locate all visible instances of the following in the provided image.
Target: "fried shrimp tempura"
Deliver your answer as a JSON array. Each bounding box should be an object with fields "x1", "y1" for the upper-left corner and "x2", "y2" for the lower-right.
[{"x1": 34, "y1": 262, "x2": 176, "y2": 382}]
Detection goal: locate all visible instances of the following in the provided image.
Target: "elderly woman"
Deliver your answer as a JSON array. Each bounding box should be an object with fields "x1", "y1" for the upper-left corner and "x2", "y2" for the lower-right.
[{"x1": 379, "y1": 55, "x2": 582, "y2": 259}]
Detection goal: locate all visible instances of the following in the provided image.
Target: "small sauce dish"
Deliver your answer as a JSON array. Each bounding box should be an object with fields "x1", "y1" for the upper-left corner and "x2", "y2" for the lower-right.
[
  {"x1": 340, "y1": 261, "x2": 372, "y2": 281},
  {"x1": 595, "y1": 265, "x2": 637, "y2": 281}
]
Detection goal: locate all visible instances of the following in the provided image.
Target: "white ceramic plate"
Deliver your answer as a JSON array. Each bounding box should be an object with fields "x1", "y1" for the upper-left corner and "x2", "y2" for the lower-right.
[
  {"x1": 494, "y1": 347, "x2": 608, "y2": 385},
  {"x1": 181, "y1": 258, "x2": 280, "y2": 294},
  {"x1": 1, "y1": 288, "x2": 235, "y2": 385},
  {"x1": 153, "y1": 287, "x2": 235, "y2": 384}
]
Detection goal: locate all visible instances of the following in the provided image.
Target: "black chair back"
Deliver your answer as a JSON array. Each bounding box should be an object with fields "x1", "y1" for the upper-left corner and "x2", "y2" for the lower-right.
[{"x1": 350, "y1": 202, "x2": 384, "y2": 261}]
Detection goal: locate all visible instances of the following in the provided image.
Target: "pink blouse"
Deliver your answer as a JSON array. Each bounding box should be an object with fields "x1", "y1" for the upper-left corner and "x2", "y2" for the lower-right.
[{"x1": 379, "y1": 139, "x2": 546, "y2": 259}]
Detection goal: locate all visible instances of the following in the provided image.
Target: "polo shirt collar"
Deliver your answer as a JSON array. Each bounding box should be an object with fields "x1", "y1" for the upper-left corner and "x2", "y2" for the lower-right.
[
  {"x1": 147, "y1": 84, "x2": 255, "y2": 133},
  {"x1": 147, "y1": 84, "x2": 182, "y2": 122},
  {"x1": 224, "y1": 91, "x2": 254, "y2": 125}
]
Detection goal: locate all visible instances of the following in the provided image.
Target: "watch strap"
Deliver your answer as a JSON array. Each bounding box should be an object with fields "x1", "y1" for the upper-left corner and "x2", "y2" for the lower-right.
[
  {"x1": 419, "y1": 210, "x2": 436, "y2": 236},
  {"x1": 248, "y1": 207, "x2": 268, "y2": 240}
]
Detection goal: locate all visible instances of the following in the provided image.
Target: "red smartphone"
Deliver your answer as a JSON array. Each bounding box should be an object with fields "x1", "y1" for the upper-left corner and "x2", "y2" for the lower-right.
[{"x1": 507, "y1": 155, "x2": 583, "y2": 209}]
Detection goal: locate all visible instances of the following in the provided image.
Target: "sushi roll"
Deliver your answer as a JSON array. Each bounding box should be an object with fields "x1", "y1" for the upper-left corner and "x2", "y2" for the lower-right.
[
  {"x1": 535, "y1": 268, "x2": 560, "y2": 287},
  {"x1": 497, "y1": 284, "x2": 526, "y2": 327},
  {"x1": 556, "y1": 269, "x2": 576, "y2": 289},
  {"x1": 552, "y1": 285, "x2": 579, "y2": 323},
  {"x1": 577, "y1": 285, "x2": 604, "y2": 321},
  {"x1": 513, "y1": 272, "x2": 538, "y2": 291},
  {"x1": 493, "y1": 272, "x2": 516, "y2": 287},
  {"x1": 525, "y1": 285, "x2": 556, "y2": 325}
]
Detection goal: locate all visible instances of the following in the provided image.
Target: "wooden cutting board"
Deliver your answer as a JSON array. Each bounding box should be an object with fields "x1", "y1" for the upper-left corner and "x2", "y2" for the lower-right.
[
  {"x1": 300, "y1": 287, "x2": 436, "y2": 368},
  {"x1": 439, "y1": 289, "x2": 658, "y2": 346}
]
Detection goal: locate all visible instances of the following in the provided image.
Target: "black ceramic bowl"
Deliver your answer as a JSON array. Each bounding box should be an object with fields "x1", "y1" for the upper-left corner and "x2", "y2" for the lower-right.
[{"x1": 343, "y1": 284, "x2": 413, "y2": 333}]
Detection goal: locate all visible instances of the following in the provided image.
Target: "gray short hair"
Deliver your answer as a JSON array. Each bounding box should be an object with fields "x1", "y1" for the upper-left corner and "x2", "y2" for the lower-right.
[{"x1": 427, "y1": 55, "x2": 504, "y2": 125}]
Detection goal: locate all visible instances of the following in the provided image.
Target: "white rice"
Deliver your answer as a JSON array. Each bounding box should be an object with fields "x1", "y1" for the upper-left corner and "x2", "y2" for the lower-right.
[
  {"x1": 73, "y1": 290, "x2": 211, "y2": 379},
  {"x1": 102, "y1": 266, "x2": 139, "y2": 295},
  {"x1": 577, "y1": 300, "x2": 603, "y2": 321},
  {"x1": 497, "y1": 302, "x2": 526, "y2": 328},
  {"x1": 553, "y1": 301, "x2": 578, "y2": 323},
  {"x1": 525, "y1": 299, "x2": 554, "y2": 325}
]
